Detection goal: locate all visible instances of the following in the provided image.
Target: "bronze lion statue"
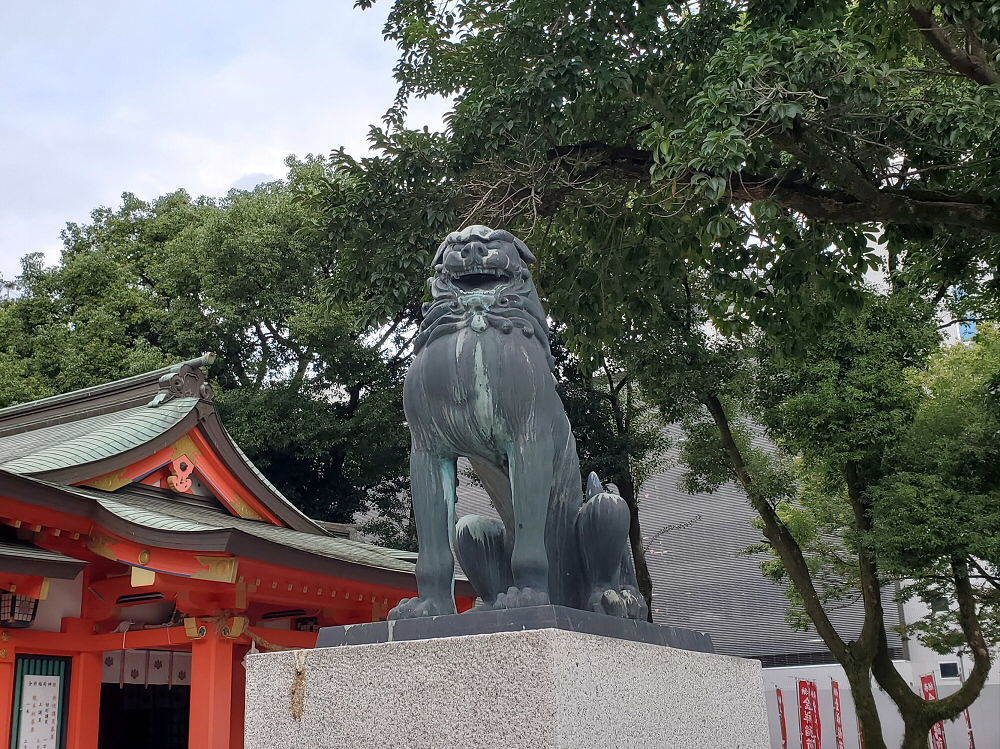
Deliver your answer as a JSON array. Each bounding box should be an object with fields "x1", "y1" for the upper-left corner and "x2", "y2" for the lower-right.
[{"x1": 389, "y1": 226, "x2": 647, "y2": 621}]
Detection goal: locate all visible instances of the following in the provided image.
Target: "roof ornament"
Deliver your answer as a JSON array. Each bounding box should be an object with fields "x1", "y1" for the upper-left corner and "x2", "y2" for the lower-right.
[{"x1": 148, "y1": 353, "x2": 217, "y2": 408}]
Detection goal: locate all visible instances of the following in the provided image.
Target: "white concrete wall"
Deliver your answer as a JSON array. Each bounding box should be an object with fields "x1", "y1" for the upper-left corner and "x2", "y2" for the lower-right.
[
  {"x1": 31, "y1": 573, "x2": 81, "y2": 632},
  {"x1": 901, "y1": 597, "x2": 1000, "y2": 690}
]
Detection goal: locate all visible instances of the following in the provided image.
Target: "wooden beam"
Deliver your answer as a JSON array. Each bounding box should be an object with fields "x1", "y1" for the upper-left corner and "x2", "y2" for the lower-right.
[
  {"x1": 245, "y1": 627, "x2": 317, "y2": 651},
  {"x1": 0, "y1": 573, "x2": 50, "y2": 600},
  {"x1": 188, "y1": 428, "x2": 281, "y2": 524},
  {"x1": 86, "y1": 529, "x2": 239, "y2": 582},
  {"x1": 2, "y1": 626, "x2": 190, "y2": 653},
  {"x1": 0, "y1": 495, "x2": 92, "y2": 536}
]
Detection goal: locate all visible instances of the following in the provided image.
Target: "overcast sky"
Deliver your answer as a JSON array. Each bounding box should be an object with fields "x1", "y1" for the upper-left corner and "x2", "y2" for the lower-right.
[{"x1": 0, "y1": 1, "x2": 447, "y2": 279}]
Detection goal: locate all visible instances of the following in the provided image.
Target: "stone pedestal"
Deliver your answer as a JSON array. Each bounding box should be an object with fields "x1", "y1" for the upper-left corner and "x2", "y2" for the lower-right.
[{"x1": 244, "y1": 608, "x2": 769, "y2": 749}]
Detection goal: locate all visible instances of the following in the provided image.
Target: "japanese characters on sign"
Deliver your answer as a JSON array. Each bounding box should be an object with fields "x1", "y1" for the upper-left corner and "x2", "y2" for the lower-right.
[
  {"x1": 831, "y1": 680, "x2": 846, "y2": 749},
  {"x1": 920, "y1": 674, "x2": 949, "y2": 749},
  {"x1": 798, "y1": 679, "x2": 823, "y2": 749},
  {"x1": 17, "y1": 674, "x2": 60, "y2": 749}
]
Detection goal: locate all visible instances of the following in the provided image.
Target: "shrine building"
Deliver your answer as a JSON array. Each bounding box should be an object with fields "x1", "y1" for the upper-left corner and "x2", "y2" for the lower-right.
[{"x1": 0, "y1": 355, "x2": 473, "y2": 749}]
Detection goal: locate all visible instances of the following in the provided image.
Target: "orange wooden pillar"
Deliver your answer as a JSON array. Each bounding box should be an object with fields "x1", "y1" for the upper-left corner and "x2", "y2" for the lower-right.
[
  {"x1": 67, "y1": 650, "x2": 102, "y2": 749},
  {"x1": 229, "y1": 644, "x2": 249, "y2": 749},
  {"x1": 0, "y1": 653, "x2": 14, "y2": 747},
  {"x1": 190, "y1": 632, "x2": 236, "y2": 749}
]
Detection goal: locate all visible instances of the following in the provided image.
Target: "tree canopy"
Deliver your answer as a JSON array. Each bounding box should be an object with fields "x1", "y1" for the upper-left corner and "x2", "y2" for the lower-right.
[
  {"x1": 353, "y1": 0, "x2": 999, "y2": 336},
  {"x1": 0, "y1": 167, "x2": 417, "y2": 534}
]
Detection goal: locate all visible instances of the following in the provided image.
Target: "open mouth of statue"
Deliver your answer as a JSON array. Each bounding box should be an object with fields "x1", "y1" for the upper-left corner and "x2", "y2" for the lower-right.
[{"x1": 452, "y1": 268, "x2": 512, "y2": 292}]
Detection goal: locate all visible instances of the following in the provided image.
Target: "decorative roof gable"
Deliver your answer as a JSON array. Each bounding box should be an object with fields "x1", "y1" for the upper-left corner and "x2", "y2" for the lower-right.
[{"x1": 0, "y1": 355, "x2": 325, "y2": 535}]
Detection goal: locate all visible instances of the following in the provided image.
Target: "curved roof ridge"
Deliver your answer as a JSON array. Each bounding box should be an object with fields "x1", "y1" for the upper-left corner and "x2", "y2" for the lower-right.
[{"x1": 0, "y1": 353, "x2": 216, "y2": 427}]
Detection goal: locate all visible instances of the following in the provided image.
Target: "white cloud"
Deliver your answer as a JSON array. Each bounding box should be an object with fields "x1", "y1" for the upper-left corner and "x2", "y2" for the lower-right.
[{"x1": 0, "y1": 0, "x2": 450, "y2": 278}]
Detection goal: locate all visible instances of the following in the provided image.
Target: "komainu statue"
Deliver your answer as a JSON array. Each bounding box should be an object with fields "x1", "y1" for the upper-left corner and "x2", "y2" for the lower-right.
[{"x1": 389, "y1": 226, "x2": 647, "y2": 621}]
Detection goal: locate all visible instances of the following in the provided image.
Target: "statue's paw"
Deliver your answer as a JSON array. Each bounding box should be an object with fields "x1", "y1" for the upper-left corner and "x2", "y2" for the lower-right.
[
  {"x1": 621, "y1": 587, "x2": 648, "y2": 621},
  {"x1": 387, "y1": 596, "x2": 451, "y2": 620},
  {"x1": 493, "y1": 586, "x2": 550, "y2": 609},
  {"x1": 589, "y1": 588, "x2": 627, "y2": 618},
  {"x1": 588, "y1": 587, "x2": 648, "y2": 619}
]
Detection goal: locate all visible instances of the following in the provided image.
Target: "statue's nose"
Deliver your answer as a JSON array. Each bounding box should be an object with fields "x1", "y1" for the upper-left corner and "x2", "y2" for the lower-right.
[{"x1": 460, "y1": 242, "x2": 489, "y2": 260}]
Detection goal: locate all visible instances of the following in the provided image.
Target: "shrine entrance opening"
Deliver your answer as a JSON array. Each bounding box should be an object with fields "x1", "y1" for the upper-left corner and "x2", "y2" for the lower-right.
[
  {"x1": 97, "y1": 683, "x2": 189, "y2": 749},
  {"x1": 95, "y1": 649, "x2": 191, "y2": 749}
]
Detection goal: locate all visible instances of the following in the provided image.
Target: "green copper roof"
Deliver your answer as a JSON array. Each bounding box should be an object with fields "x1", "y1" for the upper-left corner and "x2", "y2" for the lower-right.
[
  {"x1": 0, "y1": 540, "x2": 78, "y2": 564},
  {"x1": 74, "y1": 485, "x2": 416, "y2": 574},
  {"x1": 0, "y1": 398, "x2": 197, "y2": 476},
  {"x1": 0, "y1": 354, "x2": 214, "y2": 422},
  {"x1": 0, "y1": 355, "x2": 336, "y2": 537},
  {"x1": 0, "y1": 539, "x2": 87, "y2": 579}
]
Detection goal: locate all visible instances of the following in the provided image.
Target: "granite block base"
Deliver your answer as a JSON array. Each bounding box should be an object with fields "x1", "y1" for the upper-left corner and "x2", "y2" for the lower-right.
[{"x1": 244, "y1": 627, "x2": 769, "y2": 749}]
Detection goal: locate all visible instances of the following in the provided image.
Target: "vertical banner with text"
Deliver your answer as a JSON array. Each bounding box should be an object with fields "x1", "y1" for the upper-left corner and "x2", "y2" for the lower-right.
[
  {"x1": 830, "y1": 680, "x2": 846, "y2": 749},
  {"x1": 776, "y1": 687, "x2": 789, "y2": 749},
  {"x1": 810, "y1": 680, "x2": 822, "y2": 748},
  {"x1": 961, "y1": 703, "x2": 976, "y2": 749},
  {"x1": 920, "y1": 674, "x2": 949, "y2": 749},
  {"x1": 798, "y1": 679, "x2": 822, "y2": 749}
]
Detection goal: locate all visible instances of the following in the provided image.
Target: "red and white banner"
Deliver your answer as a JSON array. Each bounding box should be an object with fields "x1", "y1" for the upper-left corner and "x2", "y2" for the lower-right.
[
  {"x1": 962, "y1": 705, "x2": 976, "y2": 749},
  {"x1": 920, "y1": 674, "x2": 948, "y2": 749},
  {"x1": 776, "y1": 687, "x2": 789, "y2": 749},
  {"x1": 831, "y1": 680, "x2": 846, "y2": 749},
  {"x1": 798, "y1": 679, "x2": 822, "y2": 749},
  {"x1": 810, "y1": 680, "x2": 823, "y2": 748}
]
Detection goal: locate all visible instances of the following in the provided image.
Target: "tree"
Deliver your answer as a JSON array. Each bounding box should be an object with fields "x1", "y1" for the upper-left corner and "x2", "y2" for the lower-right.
[
  {"x1": 672, "y1": 292, "x2": 994, "y2": 749},
  {"x1": 870, "y1": 325, "x2": 1000, "y2": 653},
  {"x1": 362, "y1": 0, "x2": 1000, "y2": 333},
  {"x1": 0, "y1": 165, "x2": 420, "y2": 530}
]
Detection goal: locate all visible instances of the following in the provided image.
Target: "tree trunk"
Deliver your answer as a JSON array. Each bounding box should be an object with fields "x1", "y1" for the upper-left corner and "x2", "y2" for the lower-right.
[
  {"x1": 845, "y1": 667, "x2": 889, "y2": 749},
  {"x1": 899, "y1": 725, "x2": 931, "y2": 749},
  {"x1": 697, "y1": 391, "x2": 991, "y2": 749},
  {"x1": 617, "y1": 474, "x2": 654, "y2": 621}
]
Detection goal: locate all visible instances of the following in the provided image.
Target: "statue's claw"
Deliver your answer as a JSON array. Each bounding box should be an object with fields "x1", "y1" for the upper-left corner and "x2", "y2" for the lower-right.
[
  {"x1": 387, "y1": 596, "x2": 451, "y2": 620},
  {"x1": 492, "y1": 586, "x2": 550, "y2": 609}
]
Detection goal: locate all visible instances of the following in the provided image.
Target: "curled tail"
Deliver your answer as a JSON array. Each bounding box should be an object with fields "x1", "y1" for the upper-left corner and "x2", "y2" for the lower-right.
[{"x1": 573, "y1": 472, "x2": 648, "y2": 620}]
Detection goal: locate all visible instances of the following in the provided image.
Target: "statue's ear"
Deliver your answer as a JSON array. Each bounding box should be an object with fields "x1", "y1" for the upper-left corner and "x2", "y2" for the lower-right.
[
  {"x1": 431, "y1": 237, "x2": 451, "y2": 267},
  {"x1": 513, "y1": 237, "x2": 536, "y2": 264}
]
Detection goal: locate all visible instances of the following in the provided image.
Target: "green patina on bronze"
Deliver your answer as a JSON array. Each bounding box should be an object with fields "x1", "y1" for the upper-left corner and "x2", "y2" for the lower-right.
[{"x1": 390, "y1": 226, "x2": 646, "y2": 620}]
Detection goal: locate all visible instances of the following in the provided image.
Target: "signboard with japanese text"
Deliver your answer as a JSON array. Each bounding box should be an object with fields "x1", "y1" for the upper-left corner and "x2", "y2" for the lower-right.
[
  {"x1": 798, "y1": 679, "x2": 822, "y2": 749},
  {"x1": 776, "y1": 687, "x2": 789, "y2": 749},
  {"x1": 16, "y1": 674, "x2": 61, "y2": 749},
  {"x1": 809, "y1": 680, "x2": 822, "y2": 748},
  {"x1": 831, "y1": 680, "x2": 846, "y2": 749},
  {"x1": 920, "y1": 674, "x2": 948, "y2": 749},
  {"x1": 11, "y1": 655, "x2": 70, "y2": 749}
]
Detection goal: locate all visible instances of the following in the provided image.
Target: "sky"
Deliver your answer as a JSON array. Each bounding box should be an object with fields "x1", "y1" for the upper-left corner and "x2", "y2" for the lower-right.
[{"x1": 0, "y1": 1, "x2": 448, "y2": 279}]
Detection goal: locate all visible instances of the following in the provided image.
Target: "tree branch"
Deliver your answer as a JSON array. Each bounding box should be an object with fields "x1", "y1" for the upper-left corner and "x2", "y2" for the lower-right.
[
  {"x1": 923, "y1": 559, "x2": 992, "y2": 719},
  {"x1": 541, "y1": 142, "x2": 1000, "y2": 232},
  {"x1": 908, "y1": 6, "x2": 1000, "y2": 86},
  {"x1": 970, "y1": 558, "x2": 1000, "y2": 590},
  {"x1": 700, "y1": 393, "x2": 849, "y2": 661},
  {"x1": 845, "y1": 462, "x2": 885, "y2": 658}
]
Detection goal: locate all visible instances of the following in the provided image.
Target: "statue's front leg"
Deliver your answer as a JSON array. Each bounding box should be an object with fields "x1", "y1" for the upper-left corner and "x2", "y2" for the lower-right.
[
  {"x1": 389, "y1": 448, "x2": 458, "y2": 620},
  {"x1": 492, "y1": 435, "x2": 552, "y2": 609}
]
